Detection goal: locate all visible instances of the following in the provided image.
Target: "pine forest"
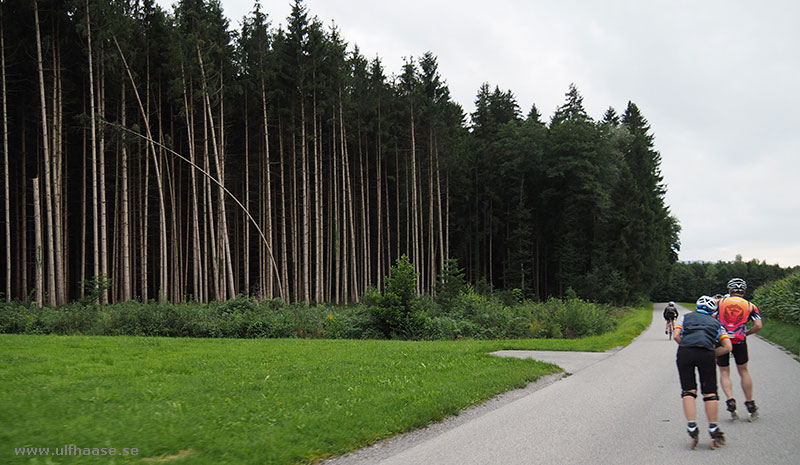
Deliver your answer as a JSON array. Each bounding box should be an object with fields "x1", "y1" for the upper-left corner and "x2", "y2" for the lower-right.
[{"x1": 0, "y1": 0, "x2": 681, "y2": 307}]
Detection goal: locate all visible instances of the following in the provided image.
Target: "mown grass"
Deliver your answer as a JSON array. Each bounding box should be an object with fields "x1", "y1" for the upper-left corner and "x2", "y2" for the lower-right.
[
  {"x1": 0, "y1": 306, "x2": 651, "y2": 465},
  {"x1": 758, "y1": 318, "x2": 800, "y2": 358}
]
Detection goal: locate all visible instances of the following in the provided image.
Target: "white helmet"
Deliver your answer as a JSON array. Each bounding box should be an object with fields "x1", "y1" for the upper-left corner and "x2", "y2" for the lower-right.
[
  {"x1": 696, "y1": 295, "x2": 718, "y2": 313},
  {"x1": 727, "y1": 278, "x2": 747, "y2": 293}
]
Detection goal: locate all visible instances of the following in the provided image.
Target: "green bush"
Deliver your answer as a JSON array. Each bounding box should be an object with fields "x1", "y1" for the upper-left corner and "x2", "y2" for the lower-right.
[
  {"x1": 365, "y1": 255, "x2": 423, "y2": 339},
  {"x1": 752, "y1": 272, "x2": 800, "y2": 326},
  {"x1": 527, "y1": 298, "x2": 615, "y2": 339},
  {"x1": 434, "y1": 258, "x2": 467, "y2": 312},
  {"x1": 0, "y1": 281, "x2": 622, "y2": 342}
]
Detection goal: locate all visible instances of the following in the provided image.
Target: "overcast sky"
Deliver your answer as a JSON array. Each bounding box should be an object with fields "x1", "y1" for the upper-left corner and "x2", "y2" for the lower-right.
[{"x1": 158, "y1": 0, "x2": 800, "y2": 267}]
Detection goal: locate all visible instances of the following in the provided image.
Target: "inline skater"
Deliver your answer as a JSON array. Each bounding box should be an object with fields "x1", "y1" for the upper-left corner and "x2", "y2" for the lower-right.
[
  {"x1": 674, "y1": 295, "x2": 732, "y2": 449},
  {"x1": 664, "y1": 302, "x2": 679, "y2": 336},
  {"x1": 716, "y1": 278, "x2": 763, "y2": 421}
]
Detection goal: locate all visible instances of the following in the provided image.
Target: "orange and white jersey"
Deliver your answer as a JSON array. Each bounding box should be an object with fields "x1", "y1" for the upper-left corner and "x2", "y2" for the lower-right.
[{"x1": 717, "y1": 296, "x2": 761, "y2": 344}]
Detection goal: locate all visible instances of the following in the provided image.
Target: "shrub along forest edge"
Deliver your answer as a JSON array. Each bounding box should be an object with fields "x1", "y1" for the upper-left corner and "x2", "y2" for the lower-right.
[
  {"x1": 751, "y1": 271, "x2": 800, "y2": 356},
  {"x1": 0, "y1": 256, "x2": 630, "y2": 341}
]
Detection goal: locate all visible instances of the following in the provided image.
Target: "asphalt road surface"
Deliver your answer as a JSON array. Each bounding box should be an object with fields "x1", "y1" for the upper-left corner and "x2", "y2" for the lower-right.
[{"x1": 325, "y1": 303, "x2": 800, "y2": 465}]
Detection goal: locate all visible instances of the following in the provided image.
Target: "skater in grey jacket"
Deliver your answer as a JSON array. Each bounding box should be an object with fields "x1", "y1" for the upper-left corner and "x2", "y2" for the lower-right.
[{"x1": 674, "y1": 295, "x2": 732, "y2": 449}]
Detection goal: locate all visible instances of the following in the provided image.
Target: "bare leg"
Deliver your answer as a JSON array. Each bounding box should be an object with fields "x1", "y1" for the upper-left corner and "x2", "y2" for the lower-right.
[
  {"x1": 703, "y1": 393, "x2": 719, "y2": 423},
  {"x1": 719, "y1": 365, "x2": 733, "y2": 400},
  {"x1": 683, "y1": 391, "x2": 697, "y2": 421},
  {"x1": 737, "y1": 363, "x2": 753, "y2": 401}
]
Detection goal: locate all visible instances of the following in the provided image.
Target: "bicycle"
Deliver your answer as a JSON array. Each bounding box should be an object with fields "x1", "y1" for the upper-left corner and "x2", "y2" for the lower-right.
[{"x1": 666, "y1": 319, "x2": 676, "y2": 339}]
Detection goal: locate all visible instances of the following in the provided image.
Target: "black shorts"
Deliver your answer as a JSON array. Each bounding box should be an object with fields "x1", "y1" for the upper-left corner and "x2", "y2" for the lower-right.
[
  {"x1": 716, "y1": 341, "x2": 749, "y2": 367},
  {"x1": 677, "y1": 346, "x2": 717, "y2": 394}
]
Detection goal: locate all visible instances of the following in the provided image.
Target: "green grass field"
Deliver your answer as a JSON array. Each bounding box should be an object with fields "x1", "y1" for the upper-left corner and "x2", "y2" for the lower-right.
[{"x1": 0, "y1": 306, "x2": 651, "y2": 464}]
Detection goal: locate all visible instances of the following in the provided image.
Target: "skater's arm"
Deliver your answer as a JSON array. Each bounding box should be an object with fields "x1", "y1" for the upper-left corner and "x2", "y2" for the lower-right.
[
  {"x1": 715, "y1": 337, "x2": 732, "y2": 357},
  {"x1": 746, "y1": 318, "x2": 762, "y2": 335}
]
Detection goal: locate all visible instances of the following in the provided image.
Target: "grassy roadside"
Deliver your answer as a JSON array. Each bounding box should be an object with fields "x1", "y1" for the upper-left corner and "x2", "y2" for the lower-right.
[
  {"x1": 758, "y1": 318, "x2": 800, "y2": 359},
  {"x1": 0, "y1": 306, "x2": 651, "y2": 465}
]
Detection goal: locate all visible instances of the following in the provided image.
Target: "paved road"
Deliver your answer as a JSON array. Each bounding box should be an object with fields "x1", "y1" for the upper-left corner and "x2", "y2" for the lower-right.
[{"x1": 327, "y1": 304, "x2": 800, "y2": 464}]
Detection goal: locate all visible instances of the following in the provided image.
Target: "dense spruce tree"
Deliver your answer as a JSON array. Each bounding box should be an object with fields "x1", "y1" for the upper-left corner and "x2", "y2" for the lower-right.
[
  {"x1": 458, "y1": 84, "x2": 521, "y2": 284},
  {"x1": 544, "y1": 84, "x2": 606, "y2": 295},
  {"x1": 620, "y1": 101, "x2": 679, "y2": 298}
]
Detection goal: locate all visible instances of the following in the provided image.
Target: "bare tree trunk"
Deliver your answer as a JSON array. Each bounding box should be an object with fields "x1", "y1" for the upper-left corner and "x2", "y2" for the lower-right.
[
  {"x1": 80, "y1": 106, "x2": 87, "y2": 299},
  {"x1": 409, "y1": 104, "x2": 420, "y2": 295},
  {"x1": 395, "y1": 145, "x2": 400, "y2": 263},
  {"x1": 97, "y1": 49, "x2": 110, "y2": 304},
  {"x1": 202, "y1": 107, "x2": 219, "y2": 299},
  {"x1": 86, "y1": 3, "x2": 100, "y2": 302},
  {"x1": 429, "y1": 129, "x2": 435, "y2": 293},
  {"x1": 20, "y1": 131, "x2": 27, "y2": 298},
  {"x1": 244, "y1": 96, "x2": 250, "y2": 296},
  {"x1": 140, "y1": 131, "x2": 150, "y2": 302},
  {"x1": 301, "y1": 100, "x2": 310, "y2": 303},
  {"x1": 291, "y1": 132, "x2": 296, "y2": 300},
  {"x1": 182, "y1": 66, "x2": 202, "y2": 302},
  {"x1": 52, "y1": 42, "x2": 66, "y2": 304},
  {"x1": 375, "y1": 98, "x2": 383, "y2": 289},
  {"x1": 120, "y1": 76, "x2": 131, "y2": 301},
  {"x1": 445, "y1": 172, "x2": 450, "y2": 265},
  {"x1": 260, "y1": 80, "x2": 273, "y2": 299},
  {"x1": 291, "y1": 132, "x2": 299, "y2": 301},
  {"x1": 33, "y1": 179, "x2": 43, "y2": 308},
  {"x1": 358, "y1": 126, "x2": 368, "y2": 295},
  {"x1": 383, "y1": 152, "x2": 391, "y2": 285},
  {"x1": 113, "y1": 36, "x2": 167, "y2": 303},
  {"x1": 332, "y1": 116, "x2": 340, "y2": 303},
  {"x1": 324, "y1": 124, "x2": 332, "y2": 302},
  {"x1": 338, "y1": 90, "x2": 351, "y2": 302},
  {"x1": 259, "y1": 80, "x2": 275, "y2": 298},
  {"x1": 196, "y1": 48, "x2": 235, "y2": 299},
  {"x1": 314, "y1": 93, "x2": 323, "y2": 303},
  {"x1": 33, "y1": 1, "x2": 56, "y2": 307},
  {"x1": 1, "y1": 16, "x2": 9, "y2": 301},
  {"x1": 110, "y1": 151, "x2": 120, "y2": 301},
  {"x1": 217, "y1": 72, "x2": 235, "y2": 299},
  {"x1": 436, "y1": 142, "x2": 445, "y2": 273},
  {"x1": 140, "y1": 57, "x2": 151, "y2": 302},
  {"x1": 345, "y1": 125, "x2": 358, "y2": 301},
  {"x1": 278, "y1": 120, "x2": 289, "y2": 301},
  {"x1": 165, "y1": 149, "x2": 180, "y2": 302}
]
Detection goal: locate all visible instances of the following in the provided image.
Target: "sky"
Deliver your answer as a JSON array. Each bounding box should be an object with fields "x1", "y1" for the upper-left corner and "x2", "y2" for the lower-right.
[{"x1": 156, "y1": 0, "x2": 800, "y2": 268}]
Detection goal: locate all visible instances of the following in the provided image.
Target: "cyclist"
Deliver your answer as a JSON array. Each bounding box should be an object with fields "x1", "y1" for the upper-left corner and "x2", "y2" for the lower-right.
[
  {"x1": 664, "y1": 301, "x2": 679, "y2": 335},
  {"x1": 674, "y1": 295, "x2": 732, "y2": 449},
  {"x1": 716, "y1": 277, "x2": 763, "y2": 421}
]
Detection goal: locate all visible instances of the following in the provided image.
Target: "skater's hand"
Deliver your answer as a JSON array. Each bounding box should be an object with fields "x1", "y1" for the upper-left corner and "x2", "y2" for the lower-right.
[{"x1": 714, "y1": 338, "x2": 732, "y2": 357}]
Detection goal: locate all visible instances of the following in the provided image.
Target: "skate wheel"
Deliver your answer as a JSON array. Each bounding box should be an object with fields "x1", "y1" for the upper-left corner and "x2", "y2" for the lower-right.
[
  {"x1": 690, "y1": 438, "x2": 698, "y2": 450},
  {"x1": 731, "y1": 411, "x2": 739, "y2": 421}
]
